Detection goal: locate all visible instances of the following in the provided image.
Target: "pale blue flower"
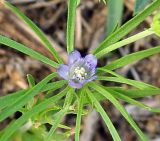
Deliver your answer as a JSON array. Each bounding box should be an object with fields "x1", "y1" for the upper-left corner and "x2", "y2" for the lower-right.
[{"x1": 58, "y1": 50, "x2": 97, "y2": 89}]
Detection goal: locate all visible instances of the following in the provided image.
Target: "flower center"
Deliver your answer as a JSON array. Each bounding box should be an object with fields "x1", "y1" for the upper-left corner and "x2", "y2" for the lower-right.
[{"x1": 73, "y1": 67, "x2": 87, "y2": 81}]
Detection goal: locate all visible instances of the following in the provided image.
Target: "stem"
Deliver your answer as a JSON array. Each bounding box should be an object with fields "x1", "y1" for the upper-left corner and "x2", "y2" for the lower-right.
[
  {"x1": 45, "y1": 88, "x2": 74, "y2": 141},
  {"x1": 75, "y1": 89, "x2": 84, "y2": 141},
  {"x1": 66, "y1": 0, "x2": 77, "y2": 53},
  {"x1": 95, "y1": 29, "x2": 154, "y2": 58}
]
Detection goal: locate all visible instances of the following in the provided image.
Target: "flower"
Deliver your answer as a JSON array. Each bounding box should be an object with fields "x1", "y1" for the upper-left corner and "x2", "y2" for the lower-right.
[{"x1": 57, "y1": 50, "x2": 97, "y2": 89}]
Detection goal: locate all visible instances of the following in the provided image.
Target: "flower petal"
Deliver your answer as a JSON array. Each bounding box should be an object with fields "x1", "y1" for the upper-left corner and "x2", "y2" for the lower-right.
[
  {"x1": 69, "y1": 80, "x2": 83, "y2": 89},
  {"x1": 69, "y1": 50, "x2": 81, "y2": 64},
  {"x1": 84, "y1": 54, "x2": 97, "y2": 68},
  {"x1": 57, "y1": 65, "x2": 69, "y2": 80}
]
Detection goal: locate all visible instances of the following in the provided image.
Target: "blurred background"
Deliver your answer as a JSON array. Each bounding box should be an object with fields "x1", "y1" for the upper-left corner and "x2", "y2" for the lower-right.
[{"x1": 0, "y1": 0, "x2": 160, "y2": 141}]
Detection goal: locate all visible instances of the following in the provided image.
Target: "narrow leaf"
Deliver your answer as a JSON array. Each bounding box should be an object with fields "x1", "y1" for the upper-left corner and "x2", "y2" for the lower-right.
[
  {"x1": 4, "y1": 1, "x2": 63, "y2": 64},
  {"x1": 83, "y1": 87, "x2": 160, "y2": 104},
  {"x1": 105, "y1": 88, "x2": 160, "y2": 113},
  {"x1": 106, "y1": 0, "x2": 123, "y2": 35},
  {"x1": 114, "y1": 88, "x2": 160, "y2": 98},
  {"x1": 95, "y1": 30, "x2": 153, "y2": 58},
  {"x1": 0, "y1": 90, "x2": 26, "y2": 110},
  {"x1": 0, "y1": 73, "x2": 58, "y2": 121},
  {"x1": 27, "y1": 74, "x2": 36, "y2": 87},
  {"x1": 86, "y1": 89, "x2": 121, "y2": 141},
  {"x1": 0, "y1": 87, "x2": 69, "y2": 141},
  {"x1": 0, "y1": 80, "x2": 67, "y2": 110},
  {"x1": 89, "y1": 82, "x2": 148, "y2": 141},
  {"x1": 102, "y1": 46, "x2": 160, "y2": 70},
  {"x1": 77, "y1": 0, "x2": 80, "y2": 6},
  {"x1": 93, "y1": 0, "x2": 160, "y2": 54},
  {"x1": 134, "y1": 0, "x2": 152, "y2": 15},
  {"x1": 98, "y1": 76, "x2": 157, "y2": 89},
  {"x1": 0, "y1": 35, "x2": 59, "y2": 68},
  {"x1": 98, "y1": 68, "x2": 157, "y2": 89}
]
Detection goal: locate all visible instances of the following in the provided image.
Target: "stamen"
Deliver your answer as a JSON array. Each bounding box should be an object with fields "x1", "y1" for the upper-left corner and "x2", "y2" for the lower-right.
[{"x1": 73, "y1": 67, "x2": 87, "y2": 81}]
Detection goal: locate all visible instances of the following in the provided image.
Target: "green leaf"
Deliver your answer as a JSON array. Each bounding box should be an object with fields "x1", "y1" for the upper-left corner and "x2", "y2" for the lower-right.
[
  {"x1": 43, "y1": 80, "x2": 67, "y2": 92},
  {"x1": 114, "y1": 88, "x2": 160, "y2": 98},
  {"x1": 89, "y1": 82, "x2": 149, "y2": 141},
  {"x1": 45, "y1": 88, "x2": 74, "y2": 141},
  {"x1": 4, "y1": 1, "x2": 63, "y2": 64},
  {"x1": 151, "y1": 13, "x2": 160, "y2": 37},
  {"x1": 27, "y1": 74, "x2": 36, "y2": 87},
  {"x1": 86, "y1": 89, "x2": 121, "y2": 141},
  {"x1": 102, "y1": 46, "x2": 160, "y2": 70},
  {"x1": 106, "y1": 0, "x2": 123, "y2": 35},
  {"x1": 77, "y1": 0, "x2": 80, "y2": 6},
  {"x1": 98, "y1": 68, "x2": 157, "y2": 89},
  {"x1": 0, "y1": 73, "x2": 58, "y2": 121},
  {"x1": 0, "y1": 80, "x2": 67, "y2": 110},
  {"x1": 48, "y1": 132, "x2": 71, "y2": 141},
  {"x1": 134, "y1": 0, "x2": 151, "y2": 15},
  {"x1": 0, "y1": 90, "x2": 26, "y2": 110},
  {"x1": 0, "y1": 87, "x2": 69, "y2": 141},
  {"x1": 45, "y1": 110, "x2": 67, "y2": 141},
  {"x1": 99, "y1": 0, "x2": 107, "y2": 5},
  {"x1": 0, "y1": 35, "x2": 59, "y2": 68},
  {"x1": 105, "y1": 88, "x2": 160, "y2": 113},
  {"x1": 67, "y1": 0, "x2": 77, "y2": 53},
  {"x1": 75, "y1": 89, "x2": 84, "y2": 141},
  {"x1": 98, "y1": 76, "x2": 157, "y2": 89},
  {"x1": 95, "y1": 29, "x2": 154, "y2": 58},
  {"x1": 83, "y1": 87, "x2": 160, "y2": 104},
  {"x1": 93, "y1": 0, "x2": 160, "y2": 54}
]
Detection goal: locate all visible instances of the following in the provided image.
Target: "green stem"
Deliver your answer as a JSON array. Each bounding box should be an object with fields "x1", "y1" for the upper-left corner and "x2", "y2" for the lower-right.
[
  {"x1": 45, "y1": 88, "x2": 74, "y2": 141},
  {"x1": 75, "y1": 89, "x2": 84, "y2": 141},
  {"x1": 67, "y1": 0, "x2": 77, "y2": 53},
  {"x1": 95, "y1": 29, "x2": 154, "y2": 58}
]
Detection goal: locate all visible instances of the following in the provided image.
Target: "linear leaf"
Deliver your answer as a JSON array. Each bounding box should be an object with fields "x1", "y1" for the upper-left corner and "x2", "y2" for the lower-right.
[
  {"x1": 0, "y1": 35, "x2": 59, "y2": 68},
  {"x1": 77, "y1": 0, "x2": 80, "y2": 6},
  {"x1": 67, "y1": 0, "x2": 77, "y2": 53},
  {"x1": 0, "y1": 87, "x2": 69, "y2": 141},
  {"x1": 102, "y1": 46, "x2": 160, "y2": 70},
  {"x1": 105, "y1": 88, "x2": 160, "y2": 113},
  {"x1": 0, "y1": 90, "x2": 26, "y2": 110},
  {"x1": 0, "y1": 80, "x2": 67, "y2": 110},
  {"x1": 98, "y1": 68, "x2": 157, "y2": 89},
  {"x1": 83, "y1": 87, "x2": 160, "y2": 104},
  {"x1": 93, "y1": 0, "x2": 160, "y2": 54},
  {"x1": 134, "y1": 0, "x2": 152, "y2": 15},
  {"x1": 0, "y1": 73, "x2": 58, "y2": 121},
  {"x1": 89, "y1": 82, "x2": 149, "y2": 141},
  {"x1": 4, "y1": 1, "x2": 63, "y2": 64},
  {"x1": 27, "y1": 74, "x2": 36, "y2": 87},
  {"x1": 98, "y1": 76, "x2": 157, "y2": 89},
  {"x1": 114, "y1": 88, "x2": 160, "y2": 98},
  {"x1": 95, "y1": 30, "x2": 153, "y2": 58},
  {"x1": 86, "y1": 89, "x2": 121, "y2": 141},
  {"x1": 106, "y1": 0, "x2": 123, "y2": 35}
]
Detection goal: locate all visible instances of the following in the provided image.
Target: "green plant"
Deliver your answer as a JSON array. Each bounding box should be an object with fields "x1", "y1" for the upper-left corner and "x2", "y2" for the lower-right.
[{"x1": 0, "y1": 0, "x2": 160, "y2": 141}]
